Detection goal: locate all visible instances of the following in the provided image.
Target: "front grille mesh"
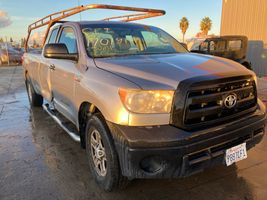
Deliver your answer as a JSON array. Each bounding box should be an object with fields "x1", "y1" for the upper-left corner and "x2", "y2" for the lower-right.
[{"x1": 184, "y1": 77, "x2": 257, "y2": 126}]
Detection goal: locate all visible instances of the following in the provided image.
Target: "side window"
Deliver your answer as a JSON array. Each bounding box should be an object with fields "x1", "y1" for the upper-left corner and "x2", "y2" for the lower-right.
[
  {"x1": 48, "y1": 28, "x2": 59, "y2": 44},
  {"x1": 200, "y1": 42, "x2": 208, "y2": 51},
  {"x1": 216, "y1": 41, "x2": 227, "y2": 51},
  {"x1": 228, "y1": 40, "x2": 242, "y2": 50},
  {"x1": 210, "y1": 41, "x2": 215, "y2": 51},
  {"x1": 59, "y1": 27, "x2": 78, "y2": 54},
  {"x1": 209, "y1": 41, "x2": 226, "y2": 52}
]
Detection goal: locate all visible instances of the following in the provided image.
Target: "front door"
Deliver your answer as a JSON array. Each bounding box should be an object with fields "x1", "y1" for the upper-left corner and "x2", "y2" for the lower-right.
[
  {"x1": 50, "y1": 26, "x2": 79, "y2": 124},
  {"x1": 39, "y1": 28, "x2": 60, "y2": 101}
]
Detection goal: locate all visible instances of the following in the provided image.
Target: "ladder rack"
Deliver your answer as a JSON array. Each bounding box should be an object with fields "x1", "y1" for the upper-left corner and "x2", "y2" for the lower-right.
[{"x1": 25, "y1": 4, "x2": 165, "y2": 49}]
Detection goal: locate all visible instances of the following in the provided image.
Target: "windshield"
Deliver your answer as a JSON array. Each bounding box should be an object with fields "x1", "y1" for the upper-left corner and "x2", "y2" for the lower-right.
[{"x1": 82, "y1": 24, "x2": 187, "y2": 58}]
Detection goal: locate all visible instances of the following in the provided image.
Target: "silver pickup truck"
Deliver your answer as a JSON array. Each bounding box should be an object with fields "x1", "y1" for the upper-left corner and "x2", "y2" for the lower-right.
[{"x1": 23, "y1": 19, "x2": 266, "y2": 191}]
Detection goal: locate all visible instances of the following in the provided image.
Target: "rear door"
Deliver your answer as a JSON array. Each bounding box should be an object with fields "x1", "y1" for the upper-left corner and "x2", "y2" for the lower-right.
[{"x1": 49, "y1": 26, "x2": 79, "y2": 124}]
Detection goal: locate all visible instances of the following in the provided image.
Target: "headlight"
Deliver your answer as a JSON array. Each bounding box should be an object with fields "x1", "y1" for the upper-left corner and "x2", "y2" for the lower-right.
[{"x1": 119, "y1": 88, "x2": 174, "y2": 114}]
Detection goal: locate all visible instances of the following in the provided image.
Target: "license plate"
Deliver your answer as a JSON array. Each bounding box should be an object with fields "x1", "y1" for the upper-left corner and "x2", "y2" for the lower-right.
[{"x1": 225, "y1": 143, "x2": 247, "y2": 166}]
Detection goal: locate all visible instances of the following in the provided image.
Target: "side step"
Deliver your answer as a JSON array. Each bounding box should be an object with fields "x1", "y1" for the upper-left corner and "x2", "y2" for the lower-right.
[{"x1": 42, "y1": 103, "x2": 81, "y2": 142}]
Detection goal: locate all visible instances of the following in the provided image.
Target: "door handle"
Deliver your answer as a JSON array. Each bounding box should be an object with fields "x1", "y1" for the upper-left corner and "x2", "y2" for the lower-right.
[{"x1": 49, "y1": 64, "x2": 55, "y2": 70}]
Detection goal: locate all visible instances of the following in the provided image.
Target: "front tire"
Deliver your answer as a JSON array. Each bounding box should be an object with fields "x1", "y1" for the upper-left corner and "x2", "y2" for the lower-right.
[
  {"x1": 26, "y1": 79, "x2": 43, "y2": 107},
  {"x1": 85, "y1": 114, "x2": 129, "y2": 191}
]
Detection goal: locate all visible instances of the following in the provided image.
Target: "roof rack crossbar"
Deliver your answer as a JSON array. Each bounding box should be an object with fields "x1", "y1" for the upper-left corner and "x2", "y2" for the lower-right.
[
  {"x1": 102, "y1": 12, "x2": 163, "y2": 22},
  {"x1": 25, "y1": 4, "x2": 165, "y2": 50}
]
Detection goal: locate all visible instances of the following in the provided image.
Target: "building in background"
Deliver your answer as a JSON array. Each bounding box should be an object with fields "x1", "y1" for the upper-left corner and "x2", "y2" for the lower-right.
[{"x1": 221, "y1": 0, "x2": 267, "y2": 76}]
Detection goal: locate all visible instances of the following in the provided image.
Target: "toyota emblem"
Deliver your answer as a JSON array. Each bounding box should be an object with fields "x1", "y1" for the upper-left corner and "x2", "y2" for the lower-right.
[{"x1": 224, "y1": 94, "x2": 237, "y2": 109}]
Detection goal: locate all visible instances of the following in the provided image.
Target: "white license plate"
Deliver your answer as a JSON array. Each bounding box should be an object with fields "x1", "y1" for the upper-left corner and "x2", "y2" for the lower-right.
[{"x1": 225, "y1": 143, "x2": 247, "y2": 166}]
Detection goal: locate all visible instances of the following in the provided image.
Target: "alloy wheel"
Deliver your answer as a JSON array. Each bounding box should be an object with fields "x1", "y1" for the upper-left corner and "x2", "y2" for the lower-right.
[{"x1": 90, "y1": 129, "x2": 107, "y2": 177}]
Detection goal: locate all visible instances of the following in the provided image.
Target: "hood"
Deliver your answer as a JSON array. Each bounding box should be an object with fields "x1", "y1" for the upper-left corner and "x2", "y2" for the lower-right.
[{"x1": 94, "y1": 53, "x2": 253, "y2": 90}]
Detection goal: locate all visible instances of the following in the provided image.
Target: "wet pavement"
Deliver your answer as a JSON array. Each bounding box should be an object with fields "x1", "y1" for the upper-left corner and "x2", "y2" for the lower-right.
[{"x1": 0, "y1": 66, "x2": 267, "y2": 200}]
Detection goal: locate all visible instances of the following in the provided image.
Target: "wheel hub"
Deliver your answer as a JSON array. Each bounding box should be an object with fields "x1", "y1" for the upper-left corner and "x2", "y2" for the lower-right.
[{"x1": 95, "y1": 149, "x2": 105, "y2": 159}]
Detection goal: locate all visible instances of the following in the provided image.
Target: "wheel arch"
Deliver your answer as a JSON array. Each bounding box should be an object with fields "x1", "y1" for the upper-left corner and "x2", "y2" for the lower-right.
[{"x1": 78, "y1": 101, "x2": 101, "y2": 148}]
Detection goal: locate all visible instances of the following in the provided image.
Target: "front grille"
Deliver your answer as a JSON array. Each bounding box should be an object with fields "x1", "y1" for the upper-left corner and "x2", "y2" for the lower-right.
[{"x1": 170, "y1": 75, "x2": 257, "y2": 130}]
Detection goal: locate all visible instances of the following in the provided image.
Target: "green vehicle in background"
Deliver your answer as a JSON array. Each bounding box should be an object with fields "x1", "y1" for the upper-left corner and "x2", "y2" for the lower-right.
[{"x1": 188, "y1": 35, "x2": 252, "y2": 70}]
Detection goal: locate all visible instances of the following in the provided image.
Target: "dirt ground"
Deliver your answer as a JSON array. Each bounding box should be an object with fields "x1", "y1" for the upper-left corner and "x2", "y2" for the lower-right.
[{"x1": 0, "y1": 66, "x2": 267, "y2": 200}]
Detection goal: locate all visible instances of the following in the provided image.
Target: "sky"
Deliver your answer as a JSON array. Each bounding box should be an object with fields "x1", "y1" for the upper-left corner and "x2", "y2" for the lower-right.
[{"x1": 0, "y1": 0, "x2": 223, "y2": 42}]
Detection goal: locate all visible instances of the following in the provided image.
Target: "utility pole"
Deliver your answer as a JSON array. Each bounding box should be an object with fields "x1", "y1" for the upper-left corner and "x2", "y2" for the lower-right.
[{"x1": 5, "y1": 37, "x2": 10, "y2": 66}]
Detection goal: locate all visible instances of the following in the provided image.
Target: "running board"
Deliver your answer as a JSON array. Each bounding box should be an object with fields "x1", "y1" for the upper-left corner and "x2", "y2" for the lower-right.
[{"x1": 42, "y1": 104, "x2": 81, "y2": 142}]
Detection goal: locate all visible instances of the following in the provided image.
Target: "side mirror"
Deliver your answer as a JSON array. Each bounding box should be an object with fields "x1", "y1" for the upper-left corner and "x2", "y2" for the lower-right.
[{"x1": 44, "y1": 43, "x2": 78, "y2": 61}]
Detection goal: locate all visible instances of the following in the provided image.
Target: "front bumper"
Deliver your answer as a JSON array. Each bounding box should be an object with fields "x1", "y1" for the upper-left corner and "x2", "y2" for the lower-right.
[{"x1": 107, "y1": 100, "x2": 266, "y2": 179}]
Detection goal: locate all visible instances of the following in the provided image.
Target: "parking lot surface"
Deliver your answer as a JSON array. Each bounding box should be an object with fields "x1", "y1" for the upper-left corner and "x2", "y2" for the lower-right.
[{"x1": 0, "y1": 66, "x2": 267, "y2": 200}]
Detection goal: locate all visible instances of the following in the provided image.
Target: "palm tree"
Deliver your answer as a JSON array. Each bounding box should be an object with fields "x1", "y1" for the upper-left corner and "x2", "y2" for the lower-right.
[
  {"x1": 200, "y1": 17, "x2": 212, "y2": 36},
  {"x1": 179, "y1": 17, "x2": 189, "y2": 42}
]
